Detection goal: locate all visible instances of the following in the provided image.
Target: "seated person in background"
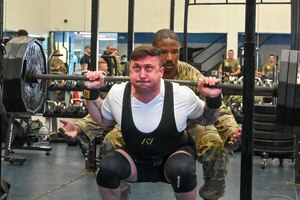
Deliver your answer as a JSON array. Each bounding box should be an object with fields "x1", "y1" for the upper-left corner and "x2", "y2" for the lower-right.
[
  {"x1": 60, "y1": 45, "x2": 222, "y2": 200},
  {"x1": 218, "y1": 49, "x2": 241, "y2": 83},
  {"x1": 98, "y1": 58, "x2": 109, "y2": 75},
  {"x1": 50, "y1": 50, "x2": 67, "y2": 74},
  {"x1": 49, "y1": 50, "x2": 67, "y2": 102},
  {"x1": 102, "y1": 45, "x2": 115, "y2": 70},
  {"x1": 261, "y1": 54, "x2": 277, "y2": 80},
  {"x1": 110, "y1": 48, "x2": 124, "y2": 76}
]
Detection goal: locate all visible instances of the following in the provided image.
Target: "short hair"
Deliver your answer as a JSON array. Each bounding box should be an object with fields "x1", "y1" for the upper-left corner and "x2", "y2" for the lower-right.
[
  {"x1": 130, "y1": 45, "x2": 161, "y2": 64},
  {"x1": 84, "y1": 45, "x2": 90, "y2": 49},
  {"x1": 269, "y1": 54, "x2": 275, "y2": 57},
  {"x1": 53, "y1": 50, "x2": 60, "y2": 54},
  {"x1": 152, "y1": 29, "x2": 179, "y2": 46},
  {"x1": 16, "y1": 29, "x2": 28, "y2": 36},
  {"x1": 98, "y1": 58, "x2": 107, "y2": 64}
]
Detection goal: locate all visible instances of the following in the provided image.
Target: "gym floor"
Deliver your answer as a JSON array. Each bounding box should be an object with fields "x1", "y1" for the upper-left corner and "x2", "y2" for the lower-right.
[{"x1": 1, "y1": 118, "x2": 299, "y2": 200}]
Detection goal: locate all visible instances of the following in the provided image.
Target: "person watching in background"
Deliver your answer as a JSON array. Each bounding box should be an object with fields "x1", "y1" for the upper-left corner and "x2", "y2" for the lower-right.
[
  {"x1": 15, "y1": 29, "x2": 28, "y2": 37},
  {"x1": 218, "y1": 49, "x2": 241, "y2": 83},
  {"x1": 261, "y1": 54, "x2": 278, "y2": 80},
  {"x1": 80, "y1": 46, "x2": 92, "y2": 71}
]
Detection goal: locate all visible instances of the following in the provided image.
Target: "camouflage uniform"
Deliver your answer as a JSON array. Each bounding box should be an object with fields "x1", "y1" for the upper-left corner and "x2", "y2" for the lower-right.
[
  {"x1": 78, "y1": 60, "x2": 239, "y2": 199},
  {"x1": 170, "y1": 61, "x2": 239, "y2": 199},
  {"x1": 50, "y1": 57, "x2": 67, "y2": 74},
  {"x1": 262, "y1": 62, "x2": 276, "y2": 79},
  {"x1": 219, "y1": 58, "x2": 240, "y2": 83},
  {"x1": 75, "y1": 114, "x2": 104, "y2": 142},
  {"x1": 75, "y1": 115, "x2": 125, "y2": 153},
  {"x1": 50, "y1": 58, "x2": 68, "y2": 102},
  {"x1": 219, "y1": 58, "x2": 241, "y2": 107}
]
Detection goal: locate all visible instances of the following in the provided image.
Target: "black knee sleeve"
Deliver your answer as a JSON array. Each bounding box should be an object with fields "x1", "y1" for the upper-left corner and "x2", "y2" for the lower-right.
[
  {"x1": 165, "y1": 153, "x2": 197, "y2": 193},
  {"x1": 96, "y1": 151, "x2": 131, "y2": 189}
]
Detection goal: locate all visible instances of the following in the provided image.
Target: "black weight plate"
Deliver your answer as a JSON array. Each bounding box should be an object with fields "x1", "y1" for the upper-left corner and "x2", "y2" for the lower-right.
[
  {"x1": 7, "y1": 38, "x2": 47, "y2": 114},
  {"x1": 283, "y1": 51, "x2": 299, "y2": 133},
  {"x1": 253, "y1": 130, "x2": 293, "y2": 140},
  {"x1": 276, "y1": 50, "x2": 290, "y2": 131},
  {"x1": 20, "y1": 38, "x2": 47, "y2": 114},
  {"x1": 3, "y1": 39, "x2": 25, "y2": 112},
  {"x1": 253, "y1": 121, "x2": 276, "y2": 131},
  {"x1": 254, "y1": 104, "x2": 276, "y2": 114},
  {"x1": 253, "y1": 113, "x2": 276, "y2": 123},
  {"x1": 254, "y1": 139, "x2": 294, "y2": 151}
]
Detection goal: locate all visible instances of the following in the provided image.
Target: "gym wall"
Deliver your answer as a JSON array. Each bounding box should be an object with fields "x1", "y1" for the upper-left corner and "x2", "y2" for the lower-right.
[{"x1": 4, "y1": 0, "x2": 290, "y2": 33}]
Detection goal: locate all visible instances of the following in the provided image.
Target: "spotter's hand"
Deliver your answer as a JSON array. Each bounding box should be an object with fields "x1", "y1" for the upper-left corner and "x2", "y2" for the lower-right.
[
  {"x1": 198, "y1": 76, "x2": 222, "y2": 98},
  {"x1": 84, "y1": 71, "x2": 105, "y2": 89},
  {"x1": 58, "y1": 119, "x2": 78, "y2": 138},
  {"x1": 227, "y1": 127, "x2": 242, "y2": 145}
]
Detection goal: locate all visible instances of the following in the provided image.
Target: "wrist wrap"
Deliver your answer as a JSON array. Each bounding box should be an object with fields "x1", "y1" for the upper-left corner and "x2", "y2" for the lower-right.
[
  {"x1": 83, "y1": 88, "x2": 99, "y2": 100},
  {"x1": 205, "y1": 94, "x2": 222, "y2": 109}
]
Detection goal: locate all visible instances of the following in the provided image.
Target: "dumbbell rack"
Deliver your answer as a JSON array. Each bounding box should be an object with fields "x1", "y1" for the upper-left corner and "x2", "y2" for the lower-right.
[{"x1": 43, "y1": 83, "x2": 88, "y2": 142}]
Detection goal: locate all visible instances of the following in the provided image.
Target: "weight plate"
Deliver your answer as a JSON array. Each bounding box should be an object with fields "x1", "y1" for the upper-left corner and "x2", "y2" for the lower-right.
[
  {"x1": 253, "y1": 113, "x2": 276, "y2": 123},
  {"x1": 253, "y1": 130, "x2": 294, "y2": 140},
  {"x1": 3, "y1": 37, "x2": 47, "y2": 114},
  {"x1": 253, "y1": 121, "x2": 276, "y2": 131},
  {"x1": 254, "y1": 104, "x2": 276, "y2": 114}
]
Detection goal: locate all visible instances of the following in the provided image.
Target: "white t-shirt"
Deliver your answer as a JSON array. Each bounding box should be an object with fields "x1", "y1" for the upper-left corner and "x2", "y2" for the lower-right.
[{"x1": 102, "y1": 79, "x2": 205, "y2": 133}]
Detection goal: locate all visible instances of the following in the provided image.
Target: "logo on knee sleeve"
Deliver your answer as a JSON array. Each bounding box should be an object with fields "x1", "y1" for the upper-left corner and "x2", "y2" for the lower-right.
[{"x1": 153, "y1": 160, "x2": 162, "y2": 166}]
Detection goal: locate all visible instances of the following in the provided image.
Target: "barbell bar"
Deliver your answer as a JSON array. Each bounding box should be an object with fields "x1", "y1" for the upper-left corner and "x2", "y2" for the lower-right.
[
  {"x1": 27, "y1": 68, "x2": 276, "y2": 97},
  {"x1": 2, "y1": 37, "x2": 277, "y2": 114}
]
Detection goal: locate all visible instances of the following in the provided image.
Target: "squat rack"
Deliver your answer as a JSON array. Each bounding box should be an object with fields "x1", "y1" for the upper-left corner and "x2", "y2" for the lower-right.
[
  {"x1": 0, "y1": 0, "x2": 300, "y2": 200},
  {"x1": 180, "y1": 0, "x2": 299, "y2": 200}
]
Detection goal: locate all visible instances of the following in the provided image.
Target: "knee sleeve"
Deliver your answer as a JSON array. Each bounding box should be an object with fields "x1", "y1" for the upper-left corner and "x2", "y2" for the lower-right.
[
  {"x1": 165, "y1": 153, "x2": 196, "y2": 193},
  {"x1": 96, "y1": 151, "x2": 131, "y2": 189}
]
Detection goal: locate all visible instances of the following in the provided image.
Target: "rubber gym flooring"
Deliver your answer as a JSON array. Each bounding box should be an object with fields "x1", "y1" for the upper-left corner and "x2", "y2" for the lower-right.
[{"x1": 1, "y1": 120, "x2": 299, "y2": 200}]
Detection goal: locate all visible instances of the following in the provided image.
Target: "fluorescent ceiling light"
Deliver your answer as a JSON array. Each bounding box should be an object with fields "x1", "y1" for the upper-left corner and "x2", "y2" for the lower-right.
[
  {"x1": 82, "y1": 35, "x2": 116, "y2": 40},
  {"x1": 99, "y1": 38, "x2": 117, "y2": 41}
]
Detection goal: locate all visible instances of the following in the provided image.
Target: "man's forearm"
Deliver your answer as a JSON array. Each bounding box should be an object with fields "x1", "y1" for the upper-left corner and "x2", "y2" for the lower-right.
[
  {"x1": 86, "y1": 98, "x2": 106, "y2": 127},
  {"x1": 197, "y1": 95, "x2": 221, "y2": 125},
  {"x1": 198, "y1": 106, "x2": 220, "y2": 125}
]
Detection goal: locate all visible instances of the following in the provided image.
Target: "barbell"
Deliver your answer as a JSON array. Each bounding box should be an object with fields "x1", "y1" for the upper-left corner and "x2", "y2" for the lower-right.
[
  {"x1": 27, "y1": 69, "x2": 276, "y2": 94},
  {"x1": 1, "y1": 38, "x2": 298, "y2": 132}
]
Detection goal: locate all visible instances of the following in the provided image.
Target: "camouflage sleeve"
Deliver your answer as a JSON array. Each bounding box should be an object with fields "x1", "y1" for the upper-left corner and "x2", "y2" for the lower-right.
[
  {"x1": 75, "y1": 114, "x2": 104, "y2": 141},
  {"x1": 177, "y1": 61, "x2": 240, "y2": 143},
  {"x1": 214, "y1": 102, "x2": 240, "y2": 143}
]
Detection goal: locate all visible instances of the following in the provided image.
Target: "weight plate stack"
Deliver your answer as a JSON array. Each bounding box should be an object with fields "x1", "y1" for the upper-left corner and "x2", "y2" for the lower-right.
[{"x1": 253, "y1": 104, "x2": 294, "y2": 159}]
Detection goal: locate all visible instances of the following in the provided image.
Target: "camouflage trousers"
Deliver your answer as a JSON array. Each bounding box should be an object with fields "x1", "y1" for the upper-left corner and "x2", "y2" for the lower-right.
[{"x1": 186, "y1": 121, "x2": 228, "y2": 182}]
